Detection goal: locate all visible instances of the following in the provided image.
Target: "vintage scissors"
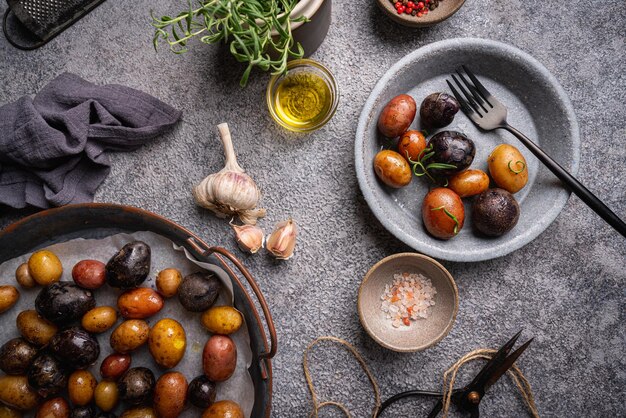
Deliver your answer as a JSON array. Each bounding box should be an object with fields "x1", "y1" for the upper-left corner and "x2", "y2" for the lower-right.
[{"x1": 376, "y1": 331, "x2": 532, "y2": 418}]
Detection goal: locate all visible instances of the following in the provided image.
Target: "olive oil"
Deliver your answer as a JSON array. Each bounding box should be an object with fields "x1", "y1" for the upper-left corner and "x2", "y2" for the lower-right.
[{"x1": 273, "y1": 70, "x2": 332, "y2": 130}]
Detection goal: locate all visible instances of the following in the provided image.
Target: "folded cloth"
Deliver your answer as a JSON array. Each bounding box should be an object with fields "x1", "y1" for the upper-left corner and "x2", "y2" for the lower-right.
[{"x1": 0, "y1": 73, "x2": 182, "y2": 208}]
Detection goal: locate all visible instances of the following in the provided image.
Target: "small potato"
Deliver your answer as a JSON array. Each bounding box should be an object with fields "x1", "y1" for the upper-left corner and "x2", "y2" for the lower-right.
[
  {"x1": 422, "y1": 188, "x2": 465, "y2": 240},
  {"x1": 118, "y1": 368, "x2": 155, "y2": 406},
  {"x1": 0, "y1": 405, "x2": 22, "y2": 418},
  {"x1": 377, "y1": 94, "x2": 416, "y2": 138},
  {"x1": 15, "y1": 263, "x2": 36, "y2": 288},
  {"x1": 487, "y1": 144, "x2": 528, "y2": 193},
  {"x1": 110, "y1": 320, "x2": 150, "y2": 353},
  {"x1": 35, "y1": 397, "x2": 69, "y2": 418},
  {"x1": 120, "y1": 407, "x2": 157, "y2": 418},
  {"x1": 0, "y1": 338, "x2": 38, "y2": 375},
  {"x1": 81, "y1": 306, "x2": 118, "y2": 333},
  {"x1": 28, "y1": 250, "x2": 63, "y2": 286},
  {"x1": 397, "y1": 130, "x2": 427, "y2": 162},
  {"x1": 0, "y1": 286, "x2": 20, "y2": 314},
  {"x1": 154, "y1": 372, "x2": 188, "y2": 418},
  {"x1": 118, "y1": 288, "x2": 163, "y2": 319},
  {"x1": 72, "y1": 260, "x2": 106, "y2": 290},
  {"x1": 156, "y1": 268, "x2": 182, "y2": 298},
  {"x1": 0, "y1": 375, "x2": 40, "y2": 411},
  {"x1": 373, "y1": 150, "x2": 412, "y2": 188},
  {"x1": 201, "y1": 306, "x2": 243, "y2": 335},
  {"x1": 149, "y1": 318, "x2": 186, "y2": 369},
  {"x1": 100, "y1": 353, "x2": 132, "y2": 381},
  {"x1": 202, "y1": 400, "x2": 244, "y2": 418},
  {"x1": 94, "y1": 381, "x2": 119, "y2": 412},
  {"x1": 16, "y1": 310, "x2": 58, "y2": 346},
  {"x1": 202, "y1": 335, "x2": 237, "y2": 382},
  {"x1": 68, "y1": 405, "x2": 94, "y2": 418},
  {"x1": 68, "y1": 370, "x2": 97, "y2": 406},
  {"x1": 448, "y1": 169, "x2": 490, "y2": 198}
]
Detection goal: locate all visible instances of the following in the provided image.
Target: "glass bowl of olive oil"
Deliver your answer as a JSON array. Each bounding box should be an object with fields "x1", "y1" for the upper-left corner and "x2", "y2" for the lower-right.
[{"x1": 267, "y1": 59, "x2": 339, "y2": 132}]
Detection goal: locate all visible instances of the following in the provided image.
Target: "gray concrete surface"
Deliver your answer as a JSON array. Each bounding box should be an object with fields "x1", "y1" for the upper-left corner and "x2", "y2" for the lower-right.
[{"x1": 1, "y1": 1, "x2": 625, "y2": 417}]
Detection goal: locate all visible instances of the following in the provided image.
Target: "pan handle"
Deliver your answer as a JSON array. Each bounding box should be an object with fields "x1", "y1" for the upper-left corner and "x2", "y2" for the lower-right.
[{"x1": 186, "y1": 237, "x2": 277, "y2": 361}]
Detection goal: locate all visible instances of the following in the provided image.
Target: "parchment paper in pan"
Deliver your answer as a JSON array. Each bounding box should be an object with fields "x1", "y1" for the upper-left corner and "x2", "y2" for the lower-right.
[{"x1": 0, "y1": 231, "x2": 254, "y2": 417}]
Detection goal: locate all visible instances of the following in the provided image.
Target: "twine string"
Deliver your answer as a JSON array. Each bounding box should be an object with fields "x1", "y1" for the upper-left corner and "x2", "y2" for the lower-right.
[
  {"x1": 303, "y1": 337, "x2": 539, "y2": 418},
  {"x1": 303, "y1": 336, "x2": 381, "y2": 418}
]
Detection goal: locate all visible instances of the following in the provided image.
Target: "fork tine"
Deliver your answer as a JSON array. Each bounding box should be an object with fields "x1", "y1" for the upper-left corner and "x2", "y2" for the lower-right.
[
  {"x1": 456, "y1": 70, "x2": 488, "y2": 113},
  {"x1": 446, "y1": 80, "x2": 476, "y2": 117},
  {"x1": 451, "y1": 74, "x2": 482, "y2": 116},
  {"x1": 462, "y1": 65, "x2": 493, "y2": 106}
]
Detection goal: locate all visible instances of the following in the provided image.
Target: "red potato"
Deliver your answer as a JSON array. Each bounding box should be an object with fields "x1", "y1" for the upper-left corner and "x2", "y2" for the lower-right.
[
  {"x1": 153, "y1": 372, "x2": 188, "y2": 418},
  {"x1": 117, "y1": 288, "x2": 163, "y2": 319},
  {"x1": 373, "y1": 150, "x2": 412, "y2": 188},
  {"x1": 422, "y1": 188, "x2": 465, "y2": 240},
  {"x1": 35, "y1": 397, "x2": 69, "y2": 418},
  {"x1": 377, "y1": 94, "x2": 416, "y2": 138},
  {"x1": 203, "y1": 335, "x2": 237, "y2": 382},
  {"x1": 72, "y1": 260, "x2": 106, "y2": 290},
  {"x1": 100, "y1": 353, "x2": 132, "y2": 381},
  {"x1": 397, "y1": 130, "x2": 427, "y2": 162}
]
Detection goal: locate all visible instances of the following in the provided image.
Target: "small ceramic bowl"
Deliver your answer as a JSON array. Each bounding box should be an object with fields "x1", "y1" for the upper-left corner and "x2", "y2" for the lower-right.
[
  {"x1": 376, "y1": 0, "x2": 465, "y2": 27},
  {"x1": 266, "y1": 59, "x2": 339, "y2": 132},
  {"x1": 358, "y1": 253, "x2": 458, "y2": 352}
]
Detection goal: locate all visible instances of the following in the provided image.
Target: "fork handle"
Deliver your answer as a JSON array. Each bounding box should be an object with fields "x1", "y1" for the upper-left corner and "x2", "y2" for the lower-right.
[{"x1": 502, "y1": 124, "x2": 626, "y2": 237}]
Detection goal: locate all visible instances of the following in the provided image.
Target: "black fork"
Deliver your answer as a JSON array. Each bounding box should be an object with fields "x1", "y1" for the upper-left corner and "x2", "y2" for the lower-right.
[{"x1": 447, "y1": 66, "x2": 626, "y2": 237}]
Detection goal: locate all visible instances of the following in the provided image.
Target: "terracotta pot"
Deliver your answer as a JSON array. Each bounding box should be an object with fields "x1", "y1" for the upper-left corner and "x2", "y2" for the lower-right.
[{"x1": 283, "y1": 0, "x2": 331, "y2": 57}]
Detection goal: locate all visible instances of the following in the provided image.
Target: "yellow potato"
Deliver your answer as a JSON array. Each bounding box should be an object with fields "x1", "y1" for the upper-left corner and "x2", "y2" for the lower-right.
[
  {"x1": 201, "y1": 306, "x2": 243, "y2": 335},
  {"x1": 15, "y1": 263, "x2": 36, "y2": 288},
  {"x1": 81, "y1": 306, "x2": 118, "y2": 333},
  {"x1": 373, "y1": 150, "x2": 412, "y2": 188},
  {"x1": 0, "y1": 405, "x2": 22, "y2": 418},
  {"x1": 148, "y1": 318, "x2": 186, "y2": 369},
  {"x1": 94, "y1": 381, "x2": 118, "y2": 412},
  {"x1": 448, "y1": 169, "x2": 490, "y2": 198},
  {"x1": 16, "y1": 310, "x2": 58, "y2": 346},
  {"x1": 27, "y1": 250, "x2": 63, "y2": 286},
  {"x1": 488, "y1": 144, "x2": 528, "y2": 193},
  {"x1": 121, "y1": 407, "x2": 157, "y2": 418},
  {"x1": 0, "y1": 375, "x2": 40, "y2": 411},
  {"x1": 68, "y1": 370, "x2": 97, "y2": 406},
  {"x1": 202, "y1": 400, "x2": 244, "y2": 418},
  {"x1": 110, "y1": 320, "x2": 150, "y2": 353},
  {"x1": 156, "y1": 268, "x2": 183, "y2": 298},
  {"x1": 0, "y1": 286, "x2": 19, "y2": 314}
]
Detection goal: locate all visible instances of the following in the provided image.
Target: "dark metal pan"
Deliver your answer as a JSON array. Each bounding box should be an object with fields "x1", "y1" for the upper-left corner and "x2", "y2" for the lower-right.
[{"x1": 0, "y1": 203, "x2": 276, "y2": 417}]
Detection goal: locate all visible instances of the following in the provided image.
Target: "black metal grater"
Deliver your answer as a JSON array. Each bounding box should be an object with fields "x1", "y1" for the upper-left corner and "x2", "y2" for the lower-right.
[{"x1": 3, "y1": 0, "x2": 105, "y2": 50}]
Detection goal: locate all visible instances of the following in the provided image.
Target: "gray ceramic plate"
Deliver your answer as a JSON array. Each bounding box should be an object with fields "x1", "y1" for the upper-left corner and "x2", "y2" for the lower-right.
[{"x1": 355, "y1": 38, "x2": 580, "y2": 262}]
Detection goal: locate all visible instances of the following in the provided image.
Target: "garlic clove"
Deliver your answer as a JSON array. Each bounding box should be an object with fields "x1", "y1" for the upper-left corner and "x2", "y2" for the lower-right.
[
  {"x1": 231, "y1": 222, "x2": 265, "y2": 254},
  {"x1": 266, "y1": 218, "x2": 297, "y2": 260}
]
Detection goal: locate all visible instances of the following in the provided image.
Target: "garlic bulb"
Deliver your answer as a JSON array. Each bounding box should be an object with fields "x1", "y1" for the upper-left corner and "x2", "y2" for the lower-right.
[
  {"x1": 231, "y1": 222, "x2": 264, "y2": 254},
  {"x1": 266, "y1": 218, "x2": 297, "y2": 260},
  {"x1": 193, "y1": 123, "x2": 266, "y2": 224}
]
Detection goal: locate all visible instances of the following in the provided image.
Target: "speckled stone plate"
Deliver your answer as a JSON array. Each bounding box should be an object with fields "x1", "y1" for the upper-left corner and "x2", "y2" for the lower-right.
[{"x1": 355, "y1": 38, "x2": 580, "y2": 262}]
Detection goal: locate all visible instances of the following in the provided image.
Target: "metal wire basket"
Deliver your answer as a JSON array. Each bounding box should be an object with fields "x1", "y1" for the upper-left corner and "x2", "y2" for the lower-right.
[{"x1": 3, "y1": 0, "x2": 105, "y2": 50}]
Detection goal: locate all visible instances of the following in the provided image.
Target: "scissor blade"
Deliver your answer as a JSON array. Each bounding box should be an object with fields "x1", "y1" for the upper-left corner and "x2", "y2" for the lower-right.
[
  {"x1": 467, "y1": 331, "x2": 523, "y2": 389},
  {"x1": 483, "y1": 338, "x2": 533, "y2": 391}
]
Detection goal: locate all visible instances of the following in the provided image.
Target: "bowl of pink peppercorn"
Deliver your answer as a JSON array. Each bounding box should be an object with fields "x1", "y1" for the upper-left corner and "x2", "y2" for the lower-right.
[{"x1": 377, "y1": 0, "x2": 465, "y2": 27}]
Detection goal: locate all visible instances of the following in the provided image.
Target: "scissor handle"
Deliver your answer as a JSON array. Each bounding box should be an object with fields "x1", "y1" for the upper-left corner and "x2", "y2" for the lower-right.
[{"x1": 376, "y1": 390, "x2": 444, "y2": 418}]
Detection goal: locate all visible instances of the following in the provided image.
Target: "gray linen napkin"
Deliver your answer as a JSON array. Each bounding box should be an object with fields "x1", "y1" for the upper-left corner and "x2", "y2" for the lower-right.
[{"x1": 0, "y1": 73, "x2": 182, "y2": 208}]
